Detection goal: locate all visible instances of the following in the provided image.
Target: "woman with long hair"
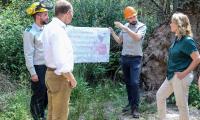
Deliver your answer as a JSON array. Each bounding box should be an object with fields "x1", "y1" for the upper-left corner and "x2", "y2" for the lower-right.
[{"x1": 156, "y1": 13, "x2": 200, "y2": 120}]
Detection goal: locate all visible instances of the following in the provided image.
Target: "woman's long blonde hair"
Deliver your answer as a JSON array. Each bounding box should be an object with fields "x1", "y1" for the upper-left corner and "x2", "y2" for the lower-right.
[{"x1": 171, "y1": 13, "x2": 193, "y2": 37}]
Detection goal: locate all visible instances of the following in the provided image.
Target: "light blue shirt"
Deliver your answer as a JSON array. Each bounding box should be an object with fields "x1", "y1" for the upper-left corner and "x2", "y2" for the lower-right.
[
  {"x1": 23, "y1": 23, "x2": 45, "y2": 76},
  {"x1": 120, "y1": 21, "x2": 147, "y2": 56}
]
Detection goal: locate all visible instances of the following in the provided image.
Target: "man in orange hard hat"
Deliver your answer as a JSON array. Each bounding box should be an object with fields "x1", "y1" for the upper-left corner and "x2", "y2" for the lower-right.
[
  {"x1": 23, "y1": 2, "x2": 51, "y2": 120},
  {"x1": 110, "y1": 6, "x2": 147, "y2": 118}
]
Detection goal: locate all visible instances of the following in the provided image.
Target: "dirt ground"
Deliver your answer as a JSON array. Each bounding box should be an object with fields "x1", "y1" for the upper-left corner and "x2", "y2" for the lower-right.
[
  {"x1": 104, "y1": 91, "x2": 200, "y2": 120},
  {"x1": 118, "y1": 106, "x2": 200, "y2": 120},
  {"x1": 116, "y1": 91, "x2": 200, "y2": 120}
]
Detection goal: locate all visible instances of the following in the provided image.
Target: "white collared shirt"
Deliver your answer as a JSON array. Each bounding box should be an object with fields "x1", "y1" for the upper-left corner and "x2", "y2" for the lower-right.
[{"x1": 40, "y1": 17, "x2": 74, "y2": 75}]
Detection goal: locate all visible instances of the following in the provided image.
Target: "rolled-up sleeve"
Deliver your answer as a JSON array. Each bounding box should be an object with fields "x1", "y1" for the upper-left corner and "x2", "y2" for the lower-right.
[
  {"x1": 137, "y1": 25, "x2": 147, "y2": 40},
  {"x1": 23, "y1": 32, "x2": 36, "y2": 76},
  {"x1": 181, "y1": 39, "x2": 198, "y2": 55}
]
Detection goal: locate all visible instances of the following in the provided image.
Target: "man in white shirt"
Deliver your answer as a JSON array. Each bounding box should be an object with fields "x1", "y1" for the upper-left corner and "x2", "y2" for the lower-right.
[
  {"x1": 40, "y1": 0, "x2": 77, "y2": 120},
  {"x1": 23, "y1": 2, "x2": 50, "y2": 120}
]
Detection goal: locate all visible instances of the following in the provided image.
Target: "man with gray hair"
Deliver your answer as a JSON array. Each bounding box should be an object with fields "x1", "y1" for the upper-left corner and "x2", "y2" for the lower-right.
[{"x1": 40, "y1": 0, "x2": 77, "y2": 120}]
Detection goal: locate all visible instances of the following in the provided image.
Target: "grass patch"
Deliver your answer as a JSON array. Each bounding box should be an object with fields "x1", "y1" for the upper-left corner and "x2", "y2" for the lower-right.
[
  {"x1": 0, "y1": 79, "x2": 159, "y2": 120},
  {"x1": 0, "y1": 79, "x2": 126, "y2": 120},
  {"x1": 0, "y1": 89, "x2": 31, "y2": 120},
  {"x1": 69, "y1": 78, "x2": 125, "y2": 120}
]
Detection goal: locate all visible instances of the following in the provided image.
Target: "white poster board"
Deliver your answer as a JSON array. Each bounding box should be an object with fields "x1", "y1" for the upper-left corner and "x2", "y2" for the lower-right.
[{"x1": 66, "y1": 26, "x2": 110, "y2": 63}]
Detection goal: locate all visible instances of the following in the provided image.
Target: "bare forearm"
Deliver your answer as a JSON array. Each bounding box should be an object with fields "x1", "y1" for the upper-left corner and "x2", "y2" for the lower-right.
[
  {"x1": 123, "y1": 27, "x2": 141, "y2": 41},
  {"x1": 183, "y1": 57, "x2": 200, "y2": 75},
  {"x1": 114, "y1": 21, "x2": 142, "y2": 41},
  {"x1": 111, "y1": 31, "x2": 122, "y2": 44}
]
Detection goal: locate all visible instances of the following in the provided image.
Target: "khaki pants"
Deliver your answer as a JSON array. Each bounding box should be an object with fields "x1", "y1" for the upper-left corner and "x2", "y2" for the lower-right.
[
  {"x1": 45, "y1": 70, "x2": 72, "y2": 120},
  {"x1": 156, "y1": 73, "x2": 193, "y2": 120}
]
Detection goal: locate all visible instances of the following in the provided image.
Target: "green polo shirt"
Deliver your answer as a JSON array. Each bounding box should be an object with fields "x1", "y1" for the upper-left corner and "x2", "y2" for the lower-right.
[{"x1": 167, "y1": 36, "x2": 198, "y2": 80}]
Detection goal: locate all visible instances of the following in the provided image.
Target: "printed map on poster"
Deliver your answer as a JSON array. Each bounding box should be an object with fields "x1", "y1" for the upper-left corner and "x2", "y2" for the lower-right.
[{"x1": 66, "y1": 26, "x2": 110, "y2": 63}]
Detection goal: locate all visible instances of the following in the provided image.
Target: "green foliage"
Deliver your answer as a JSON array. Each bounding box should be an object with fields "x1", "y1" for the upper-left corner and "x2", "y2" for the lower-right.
[
  {"x1": 188, "y1": 83, "x2": 200, "y2": 109},
  {"x1": 0, "y1": 0, "x2": 160, "y2": 83},
  {"x1": 0, "y1": 78, "x2": 126, "y2": 119},
  {"x1": 0, "y1": 90, "x2": 31, "y2": 120},
  {"x1": 0, "y1": 0, "x2": 55, "y2": 82},
  {"x1": 72, "y1": 0, "x2": 126, "y2": 27},
  {"x1": 69, "y1": 78, "x2": 125, "y2": 120},
  {"x1": 0, "y1": 0, "x2": 32, "y2": 82},
  {"x1": 69, "y1": 76, "x2": 92, "y2": 119},
  {"x1": 0, "y1": 0, "x2": 199, "y2": 116},
  {"x1": 73, "y1": 64, "x2": 108, "y2": 84},
  {"x1": 1, "y1": 0, "x2": 200, "y2": 119}
]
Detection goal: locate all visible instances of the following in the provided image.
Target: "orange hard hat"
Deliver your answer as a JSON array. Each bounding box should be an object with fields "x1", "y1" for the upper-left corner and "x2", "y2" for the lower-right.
[{"x1": 124, "y1": 6, "x2": 137, "y2": 19}]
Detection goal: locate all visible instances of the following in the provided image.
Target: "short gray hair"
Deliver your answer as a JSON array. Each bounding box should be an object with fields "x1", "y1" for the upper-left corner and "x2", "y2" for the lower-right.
[{"x1": 55, "y1": 0, "x2": 72, "y2": 16}]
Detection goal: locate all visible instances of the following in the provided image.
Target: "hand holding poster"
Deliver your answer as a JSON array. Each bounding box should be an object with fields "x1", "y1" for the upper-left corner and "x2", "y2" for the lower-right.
[{"x1": 66, "y1": 26, "x2": 110, "y2": 63}]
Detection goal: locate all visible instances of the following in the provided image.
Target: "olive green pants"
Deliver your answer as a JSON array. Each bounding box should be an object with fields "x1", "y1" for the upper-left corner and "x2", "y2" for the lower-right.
[{"x1": 45, "y1": 70, "x2": 72, "y2": 120}]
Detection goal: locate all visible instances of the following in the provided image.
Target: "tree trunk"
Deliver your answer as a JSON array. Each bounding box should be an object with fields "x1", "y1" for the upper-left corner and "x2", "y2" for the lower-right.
[{"x1": 141, "y1": 0, "x2": 200, "y2": 90}]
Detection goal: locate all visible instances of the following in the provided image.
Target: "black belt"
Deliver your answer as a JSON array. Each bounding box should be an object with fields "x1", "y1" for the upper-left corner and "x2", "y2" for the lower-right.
[{"x1": 122, "y1": 55, "x2": 141, "y2": 57}]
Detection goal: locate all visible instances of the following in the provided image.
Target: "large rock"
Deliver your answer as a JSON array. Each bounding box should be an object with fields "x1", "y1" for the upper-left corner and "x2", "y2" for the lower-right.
[{"x1": 141, "y1": 1, "x2": 200, "y2": 90}]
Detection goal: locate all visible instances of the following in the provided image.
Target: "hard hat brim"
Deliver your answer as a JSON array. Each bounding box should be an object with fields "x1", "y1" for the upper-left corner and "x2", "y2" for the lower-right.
[{"x1": 125, "y1": 13, "x2": 137, "y2": 19}]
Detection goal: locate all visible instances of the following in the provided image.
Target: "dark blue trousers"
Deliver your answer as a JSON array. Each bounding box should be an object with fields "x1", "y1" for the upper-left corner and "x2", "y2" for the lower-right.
[
  {"x1": 121, "y1": 55, "x2": 142, "y2": 109},
  {"x1": 30, "y1": 65, "x2": 47, "y2": 120}
]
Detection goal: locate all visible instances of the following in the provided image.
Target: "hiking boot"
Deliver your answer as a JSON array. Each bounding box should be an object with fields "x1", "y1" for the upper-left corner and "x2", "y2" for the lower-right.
[
  {"x1": 132, "y1": 108, "x2": 140, "y2": 118},
  {"x1": 122, "y1": 104, "x2": 131, "y2": 113}
]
